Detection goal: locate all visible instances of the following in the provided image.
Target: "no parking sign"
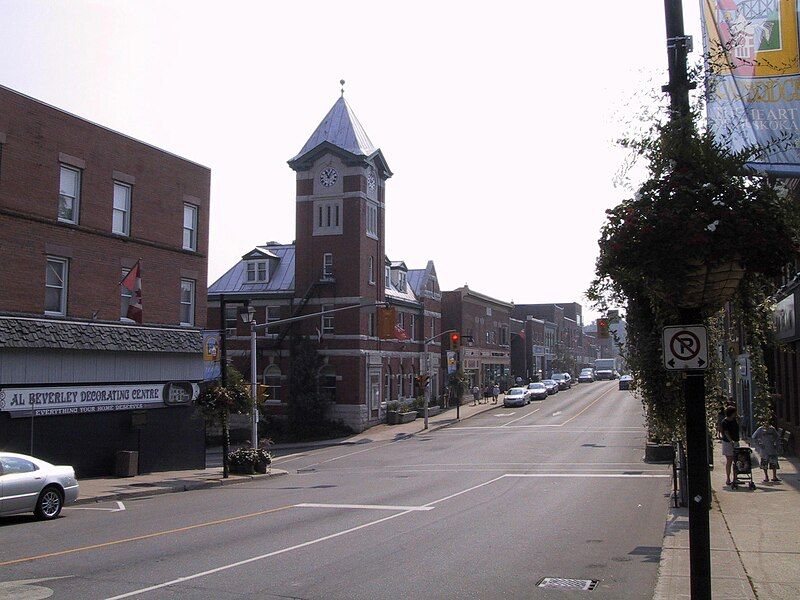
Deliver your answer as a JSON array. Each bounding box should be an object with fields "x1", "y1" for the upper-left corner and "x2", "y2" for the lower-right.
[{"x1": 662, "y1": 325, "x2": 708, "y2": 370}]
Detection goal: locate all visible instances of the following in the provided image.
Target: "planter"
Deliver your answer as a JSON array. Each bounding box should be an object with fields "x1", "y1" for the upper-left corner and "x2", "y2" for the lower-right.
[
  {"x1": 644, "y1": 442, "x2": 675, "y2": 464},
  {"x1": 415, "y1": 406, "x2": 441, "y2": 418},
  {"x1": 229, "y1": 463, "x2": 256, "y2": 475},
  {"x1": 669, "y1": 259, "x2": 745, "y2": 311},
  {"x1": 387, "y1": 410, "x2": 417, "y2": 425}
]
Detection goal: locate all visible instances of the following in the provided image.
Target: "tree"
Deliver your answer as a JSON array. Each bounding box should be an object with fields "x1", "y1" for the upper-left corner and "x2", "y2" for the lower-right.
[{"x1": 287, "y1": 337, "x2": 327, "y2": 436}]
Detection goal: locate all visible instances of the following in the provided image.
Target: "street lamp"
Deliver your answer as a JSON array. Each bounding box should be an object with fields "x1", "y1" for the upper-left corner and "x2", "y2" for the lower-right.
[{"x1": 240, "y1": 305, "x2": 258, "y2": 448}]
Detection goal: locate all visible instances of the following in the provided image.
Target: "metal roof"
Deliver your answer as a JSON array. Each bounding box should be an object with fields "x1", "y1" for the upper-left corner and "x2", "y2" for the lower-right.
[
  {"x1": 291, "y1": 97, "x2": 376, "y2": 162},
  {"x1": 208, "y1": 245, "x2": 295, "y2": 296}
]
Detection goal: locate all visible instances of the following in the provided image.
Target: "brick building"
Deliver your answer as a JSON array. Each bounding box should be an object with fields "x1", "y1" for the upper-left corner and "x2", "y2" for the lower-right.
[
  {"x1": 207, "y1": 96, "x2": 443, "y2": 432},
  {"x1": 442, "y1": 286, "x2": 513, "y2": 392},
  {"x1": 0, "y1": 84, "x2": 210, "y2": 476}
]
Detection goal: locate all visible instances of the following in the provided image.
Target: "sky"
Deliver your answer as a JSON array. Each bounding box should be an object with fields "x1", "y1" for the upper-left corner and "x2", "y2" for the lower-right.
[{"x1": 0, "y1": 0, "x2": 703, "y2": 324}]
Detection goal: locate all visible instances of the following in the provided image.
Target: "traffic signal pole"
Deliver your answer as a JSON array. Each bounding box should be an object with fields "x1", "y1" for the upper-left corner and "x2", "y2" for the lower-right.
[
  {"x1": 423, "y1": 329, "x2": 457, "y2": 428},
  {"x1": 662, "y1": 1, "x2": 710, "y2": 598}
]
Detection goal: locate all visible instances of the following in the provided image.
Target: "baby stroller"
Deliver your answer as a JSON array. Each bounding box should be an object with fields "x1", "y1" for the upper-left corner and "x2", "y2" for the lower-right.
[{"x1": 731, "y1": 447, "x2": 757, "y2": 490}]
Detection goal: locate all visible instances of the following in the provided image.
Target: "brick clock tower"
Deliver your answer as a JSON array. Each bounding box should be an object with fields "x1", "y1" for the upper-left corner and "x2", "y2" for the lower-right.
[{"x1": 287, "y1": 93, "x2": 392, "y2": 426}]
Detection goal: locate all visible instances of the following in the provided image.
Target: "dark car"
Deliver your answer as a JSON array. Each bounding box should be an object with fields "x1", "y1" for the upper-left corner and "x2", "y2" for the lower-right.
[
  {"x1": 551, "y1": 373, "x2": 572, "y2": 390},
  {"x1": 618, "y1": 374, "x2": 634, "y2": 390},
  {"x1": 541, "y1": 380, "x2": 559, "y2": 395}
]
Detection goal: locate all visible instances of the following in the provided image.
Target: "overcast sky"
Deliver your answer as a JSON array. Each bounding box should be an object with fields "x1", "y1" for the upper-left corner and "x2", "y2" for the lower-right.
[{"x1": 0, "y1": 0, "x2": 703, "y2": 323}]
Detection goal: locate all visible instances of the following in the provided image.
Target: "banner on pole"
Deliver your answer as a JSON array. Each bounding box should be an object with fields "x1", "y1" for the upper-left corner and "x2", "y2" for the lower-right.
[{"x1": 700, "y1": 0, "x2": 800, "y2": 177}]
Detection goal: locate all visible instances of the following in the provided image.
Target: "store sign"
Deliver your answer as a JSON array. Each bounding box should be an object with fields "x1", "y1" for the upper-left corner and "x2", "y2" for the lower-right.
[{"x1": 0, "y1": 382, "x2": 199, "y2": 418}]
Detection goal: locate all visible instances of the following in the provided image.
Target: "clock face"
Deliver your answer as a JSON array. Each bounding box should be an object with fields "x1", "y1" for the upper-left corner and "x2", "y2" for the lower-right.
[
  {"x1": 320, "y1": 167, "x2": 338, "y2": 188},
  {"x1": 367, "y1": 168, "x2": 376, "y2": 191}
]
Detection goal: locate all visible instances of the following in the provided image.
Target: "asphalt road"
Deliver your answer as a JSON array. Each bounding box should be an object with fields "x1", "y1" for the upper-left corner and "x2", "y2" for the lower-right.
[{"x1": 0, "y1": 381, "x2": 671, "y2": 599}]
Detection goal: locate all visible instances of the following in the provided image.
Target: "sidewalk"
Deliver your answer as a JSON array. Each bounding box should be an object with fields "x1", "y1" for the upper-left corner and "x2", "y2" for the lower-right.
[
  {"x1": 653, "y1": 441, "x2": 800, "y2": 599},
  {"x1": 78, "y1": 398, "x2": 505, "y2": 505}
]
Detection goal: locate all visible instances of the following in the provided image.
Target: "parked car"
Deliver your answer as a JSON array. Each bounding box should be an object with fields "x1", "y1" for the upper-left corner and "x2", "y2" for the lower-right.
[
  {"x1": 578, "y1": 368, "x2": 595, "y2": 383},
  {"x1": 618, "y1": 374, "x2": 634, "y2": 390},
  {"x1": 541, "y1": 379, "x2": 559, "y2": 395},
  {"x1": 503, "y1": 387, "x2": 530, "y2": 407},
  {"x1": 0, "y1": 452, "x2": 79, "y2": 520},
  {"x1": 551, "y1": 373, "x2": 572, "y2": 390},
  {"x1": 526, "y1": 382, "x2": 549, "y2": 400}
]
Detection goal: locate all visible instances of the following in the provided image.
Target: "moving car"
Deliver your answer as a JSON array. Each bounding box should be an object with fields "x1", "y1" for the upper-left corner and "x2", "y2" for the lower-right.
[
  {"x1": 526, "y1": 382, "x2": 549, "y2": 400},
  {"x1": 618, "y1": 374, "x2": 634, "y2": 390},
  {"x1": 0, "y1": 452, "x2": 79, "y2": 520},
  {"x1": 594, "y1": 358, "x2": 619, "y2": 380},
  {"x1": 541, "y1": 379, "x2": 559, "y2": 395},
  {"x1": 503, "y1": 387, "x2": 530, "y2": 407},
  {"x1": 578, "y1": 368, "x2": 595, "y2": 383},
  {"x1": 551, "y1": 373, "x2": 572, "y2": 390}
]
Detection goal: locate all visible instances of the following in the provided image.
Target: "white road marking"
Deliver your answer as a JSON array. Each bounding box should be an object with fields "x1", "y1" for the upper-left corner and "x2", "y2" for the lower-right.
[
  {"x1": 65, "y1": 501, "x2": 125, "y2": 512},
  {"x1": 504, "y1": 473, "x2": 670, "y2": 479},
  {"x1": 295, "y1": 503, "x2": 433, "y2": 512},
  {"x1": 552, "y1": 411, "x2": 562, "y2": 417},
  {"x1": 494, "y1": 413, "x2": 515, "y2": 417},
  {"x1": 270, "y1": 452, "x2": 308, "y2": 463},
  {"x1": 501, "y1": 408, "x2": 540, "y2": 427}
]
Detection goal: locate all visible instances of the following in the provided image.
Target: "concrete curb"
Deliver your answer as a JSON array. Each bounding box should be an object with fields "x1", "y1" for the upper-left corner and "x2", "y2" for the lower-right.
[{"x1": 74, "y1": 469, "x2": 289, "y2": 506}]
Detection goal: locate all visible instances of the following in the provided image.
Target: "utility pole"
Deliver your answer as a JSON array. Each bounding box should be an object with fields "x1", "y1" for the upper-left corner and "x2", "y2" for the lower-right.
[{"x1": 662, "y1": 1, "x2": 710, "y2": 599}]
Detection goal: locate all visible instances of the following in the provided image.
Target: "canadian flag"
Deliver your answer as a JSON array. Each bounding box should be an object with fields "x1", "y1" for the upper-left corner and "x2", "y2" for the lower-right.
[
  {"x1": 121, "y1": 261, "x2": 143, "y2": 324},
  {"x1": 394, "y1": 323, "x2": 410, "y2": 341}
]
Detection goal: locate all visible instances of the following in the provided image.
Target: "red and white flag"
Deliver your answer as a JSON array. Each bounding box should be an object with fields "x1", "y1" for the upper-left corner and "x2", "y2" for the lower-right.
[
  {"x1": 394, "y1": 323, "x2": 410, "y2": 341},
  {"x1": 121, "y1": 261, "x2": 143, "y2": 324}
]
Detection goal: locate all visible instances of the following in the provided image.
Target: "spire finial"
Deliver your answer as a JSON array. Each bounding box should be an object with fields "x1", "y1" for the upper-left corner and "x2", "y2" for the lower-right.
[{"x1": 340, "y1": 79, "x2": 345, "y2": 97}]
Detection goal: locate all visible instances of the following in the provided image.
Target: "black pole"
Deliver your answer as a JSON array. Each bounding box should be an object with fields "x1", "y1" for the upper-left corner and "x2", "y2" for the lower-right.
[
  {"x1": 220, "y1": 295, "x2": 229, "y2": 479},
  {"x1": 663, "y1": 1, "x2": 710, "y2": 597}
]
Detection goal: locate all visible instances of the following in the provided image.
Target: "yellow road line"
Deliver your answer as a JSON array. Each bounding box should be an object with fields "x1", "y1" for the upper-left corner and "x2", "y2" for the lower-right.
[{"x1": 0, "y1": 505, "x2": 294, "y2": 567}]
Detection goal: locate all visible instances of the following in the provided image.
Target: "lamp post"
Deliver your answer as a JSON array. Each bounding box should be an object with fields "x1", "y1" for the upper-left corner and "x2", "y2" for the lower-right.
[{"x1": 240, "y1": 305, "x2": 259, "y2": 448}]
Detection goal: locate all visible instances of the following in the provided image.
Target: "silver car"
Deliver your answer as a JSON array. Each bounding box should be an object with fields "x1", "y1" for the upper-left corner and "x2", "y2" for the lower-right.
[{"x1": 0, "y1": 452, "x2": 79, "y2": 519}]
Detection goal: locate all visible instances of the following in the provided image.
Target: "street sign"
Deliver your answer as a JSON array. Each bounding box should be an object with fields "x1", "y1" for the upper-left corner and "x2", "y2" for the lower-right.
[
  {"x1": 663, "y1": 325, "x2": 708, "y2": 370},
  {"x1": 446, "y1": 351, "x2": 457, "y2": 374}
]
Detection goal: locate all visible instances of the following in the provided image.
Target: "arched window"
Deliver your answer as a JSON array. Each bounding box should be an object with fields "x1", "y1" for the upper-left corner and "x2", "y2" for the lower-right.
[
  {"x1": 263, "y1": 365, "x2": 281, "y2": 402},
  {"x1": 319, "y1": 365, "x2": 337, "y2": 403},
  {"x1": 398, "y1": 365, "x2": 405, "y2": 398}
]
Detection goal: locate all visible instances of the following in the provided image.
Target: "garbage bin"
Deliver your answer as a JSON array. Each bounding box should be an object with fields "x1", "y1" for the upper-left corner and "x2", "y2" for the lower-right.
[{"x1": 115, "y1": 450, "x2": 139, "y2": 477}]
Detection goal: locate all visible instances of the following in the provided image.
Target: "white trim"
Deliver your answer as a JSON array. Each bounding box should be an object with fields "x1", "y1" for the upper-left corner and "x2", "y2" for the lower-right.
[{"x1": 44, "y1": 256, "x2": 69, "y2": 316}]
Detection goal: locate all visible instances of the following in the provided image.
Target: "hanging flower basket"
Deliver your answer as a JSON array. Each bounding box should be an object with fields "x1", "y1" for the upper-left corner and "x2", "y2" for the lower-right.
[{"x1": 651, "y1": 258, "x2": 746, "y2": 312}]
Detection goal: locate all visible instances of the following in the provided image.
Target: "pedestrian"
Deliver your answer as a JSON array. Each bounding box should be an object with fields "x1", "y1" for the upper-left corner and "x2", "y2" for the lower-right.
[
  {"x1": 492, "y1": 383, "x2": 500, "y2": 404},
  {"x1": 483, "y1": 384, "x2": 491, "y2": 404},
  {"x1": 751, "y1": 418, "x2": 782, "y2": 483},
  {"x1": 443, "y1": 387, "x2": 450, "y2": 408},
  {"x1": 715, "y1": 404, "x2": 726, "y2": 440},
  {"x1": 720, "y1": 405, "x2": 741, "y2": 486},
  {"x1": 471, "y1": 385, "x2": 480, "y2": 406}
]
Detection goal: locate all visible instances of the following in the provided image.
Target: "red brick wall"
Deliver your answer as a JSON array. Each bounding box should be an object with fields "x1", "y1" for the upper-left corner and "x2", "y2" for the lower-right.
[{"x1": 0, "y1": 86, "x2": 210, "y2": 327}]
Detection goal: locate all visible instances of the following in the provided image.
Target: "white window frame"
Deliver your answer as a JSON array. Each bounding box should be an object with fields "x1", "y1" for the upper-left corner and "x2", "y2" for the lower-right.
[
  {"x1": 368, "y1": 256, "x2": 375, "y2": 285},
  {"x1": 180, "y1": 278, "x2": 195, "y2": 326},
  {"x1": 263, "y1": 365, "x2": 282, "y2": 404},
  {"x1": 313, "y1": 198, "x2": 343, "y2": 236},
  {"x1": 398, "y1": 271, "x2": 407, "y2": 292},
  {"x1": 322, "y1": 304, "x2": 334, "y2": 334},
  {"x1": 112, "y1": 181, "x2": 132, "y2": 236},
  {"x1": 366, "y1": 201, "x2": 378, "y2": 239},
  {"x1": 183, "y1": 203, "x2": 198, "y2": 251},
  {"x1": 224, "y1": 304, "x2": 240, "y2": 336},
  {"x1": 322, "y1": 253, "x2": 333, "y2": 278},
  {"x1": 385, "y1": 266, "x2": 391, "y2": 289},
  {"x1": 45, "y1": 256, "x2": 68, "y2": 316},
  {"x1": 58, "y1": 165, "x2": 81, "y2": 224},
  {"x1": 246, "y1": 260, "x2": 268, "y2": 283}
]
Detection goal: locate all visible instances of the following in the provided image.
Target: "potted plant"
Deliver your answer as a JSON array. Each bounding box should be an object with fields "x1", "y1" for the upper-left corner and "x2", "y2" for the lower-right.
[
  {"x1": 228, "y1": 444, "x2": 272, "y2": 475},
  {"x1": 412, "y1": 396, "x2": 441, "y2": 418},
  {"x1": 386, "y1": 401, "x2": 417, "y2": 424}
]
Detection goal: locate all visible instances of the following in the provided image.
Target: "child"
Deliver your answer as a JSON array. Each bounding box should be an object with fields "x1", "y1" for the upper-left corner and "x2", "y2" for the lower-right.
[{"x1": 751, "y1": 419, "x2": 782, "y2": 483}]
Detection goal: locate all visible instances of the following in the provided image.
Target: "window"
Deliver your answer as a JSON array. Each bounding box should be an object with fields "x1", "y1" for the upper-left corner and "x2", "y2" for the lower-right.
[
  {"x1": 267, "y1": 306, "x2": 281, "y2": 323},
  {"x1": 385, "y1": 369, "x2": 392, "y2": 402},
  {"x1": 313, "y1": 199, "x2": 343, "y2": 235},
  {"x1": 224, "y1": 304, "x2": 240, "y2": 335},
  {"x1": 246, "y1": 261, "x2": 268, "y2": 282},
  {"x1": 58, "y1": 165, "x2": 81, "y2": 223},
  {"x1": 183, "y1": 204, "x2": 198, "y2": 251},
  {"x1": 366, "y1": 201, "x2": 378, "y2": 238},
  {"x1": 398, "y1": 271, "x2": 407, "y2": 292},
  {"x1": 112, "y1": 182, "x2": 131, "y2": 235},
  {"x1": 486, "y1": 307, "x2": 492, "y2": 317},
  {"x1": 385, "y1": 266, "x2": 391, "y2": 288},
  {"x1": 500, "y1": 326, "x2": 509, "y2": 345},
  {"x1": 319, "y1": 366, "x2": 336, "y2": 402},
  {"x1": 398, "y1": 368, "x2": 404, "y2": 398},
  {"x1": 121, "y1": 269, "x2": 133, "y2": 320},
  {"x1": 397, "y1": 311, "x2": 405, "y2": 329},
  {"x1": 264, "y1": 365, "x2": 281, "y2": 402},
  {"x1": 322, "y1": 304, "x2": 334, "y2": 333},
  {"x1": 322, "y1": 253, "x2": 333, "y2": 278},
  {"x1": 431, "y1": 319, "x2": 435, "y2": 339},
  {"x1": 180, "y1": 279, "x2": 195, "y2": 326},
  {"x1": 410, "y1": 314, "x2": 416, "y2": 339},
  {"x1": 368, "y1": 256, "x2": 375, "y2": 284},
  {"x1": 0, "y1": 456, "x2": 38, "y2": 475},
  {"x1": 45, "y1": 257, "x2": 68, "y2": 315},
  {"x1": 368, "y1": 312, "x2": 376, "y2": 337}
]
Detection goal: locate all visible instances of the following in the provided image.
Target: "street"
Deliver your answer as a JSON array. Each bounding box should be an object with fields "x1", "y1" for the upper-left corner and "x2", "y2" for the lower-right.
[{"x1": 0, "y1": 381, "x2": 671, "y2": 599}]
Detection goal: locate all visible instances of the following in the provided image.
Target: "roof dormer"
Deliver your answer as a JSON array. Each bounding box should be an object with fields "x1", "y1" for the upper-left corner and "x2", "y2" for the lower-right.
[{"x1": 241, "y1": 248, "x2": 279, "y2": 284}]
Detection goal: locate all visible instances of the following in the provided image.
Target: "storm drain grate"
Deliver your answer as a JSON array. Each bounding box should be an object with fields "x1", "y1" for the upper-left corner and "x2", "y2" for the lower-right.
[{"x1": 537, "y1": 578, "x2": 598, "y2": 591}]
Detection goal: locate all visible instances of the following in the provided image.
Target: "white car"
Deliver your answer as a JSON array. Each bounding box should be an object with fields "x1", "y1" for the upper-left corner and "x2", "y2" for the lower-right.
[
  {"x1": 526, "y1": 382, "x2": 549, "y2": 400},
  {"x1": 0, "y1": 452, "x2": 80, "y2": 520},
  {"x1": 503, "y1": 387, "x2": 531, "y2": 407},
  {"x1": 578, "y1": 368, "x2": 595, "y2": 383}
]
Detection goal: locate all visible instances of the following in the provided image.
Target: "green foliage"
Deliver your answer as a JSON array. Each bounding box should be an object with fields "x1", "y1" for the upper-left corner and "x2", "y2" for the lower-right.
[
  {"x1": 287, "y1": 337, "x2": 327, "y2": 435},
  {"x1": 448, "y1": 370, "x2": 470, "y2": 401},
  {"x1": 196, "y1": 366, "x2": 253, "y2": 426}
]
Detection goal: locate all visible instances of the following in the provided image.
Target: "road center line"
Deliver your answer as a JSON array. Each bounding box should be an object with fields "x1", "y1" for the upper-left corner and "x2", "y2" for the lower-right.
[{"x1": 295, "y1": 503, "x2": 433, "y2": 511}]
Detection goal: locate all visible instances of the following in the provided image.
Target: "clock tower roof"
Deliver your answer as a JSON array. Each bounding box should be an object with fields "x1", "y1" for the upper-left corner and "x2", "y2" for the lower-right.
[{"x1": 288, "y1": 96, "x2": 392, "y2": 176}]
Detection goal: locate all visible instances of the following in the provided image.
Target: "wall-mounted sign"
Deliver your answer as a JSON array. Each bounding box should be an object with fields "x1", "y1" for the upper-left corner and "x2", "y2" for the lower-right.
[
  {"x1": 774, "y1": 293, "x2": 796, "y2": 341},
  {"x1": 203, "y1": 330, "x2": 221, "y2": 381},
  {"x1": 0, "y1": 382, "x2": 199, "y2": 418}
]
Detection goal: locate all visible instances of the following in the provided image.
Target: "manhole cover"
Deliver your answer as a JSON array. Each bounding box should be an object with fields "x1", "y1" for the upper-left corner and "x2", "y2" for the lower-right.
[{"x1": 537, "y1": 578, "x2": 598, "y2": 591}]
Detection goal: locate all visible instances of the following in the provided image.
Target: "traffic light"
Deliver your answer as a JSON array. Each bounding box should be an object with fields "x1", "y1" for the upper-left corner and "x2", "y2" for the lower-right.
[
  {"x1": 597, "y1": 318, "x2": 610, "y2": 339},
  {"x1": 449, "y1": 332, "x2": 461, "y2": 350}
]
